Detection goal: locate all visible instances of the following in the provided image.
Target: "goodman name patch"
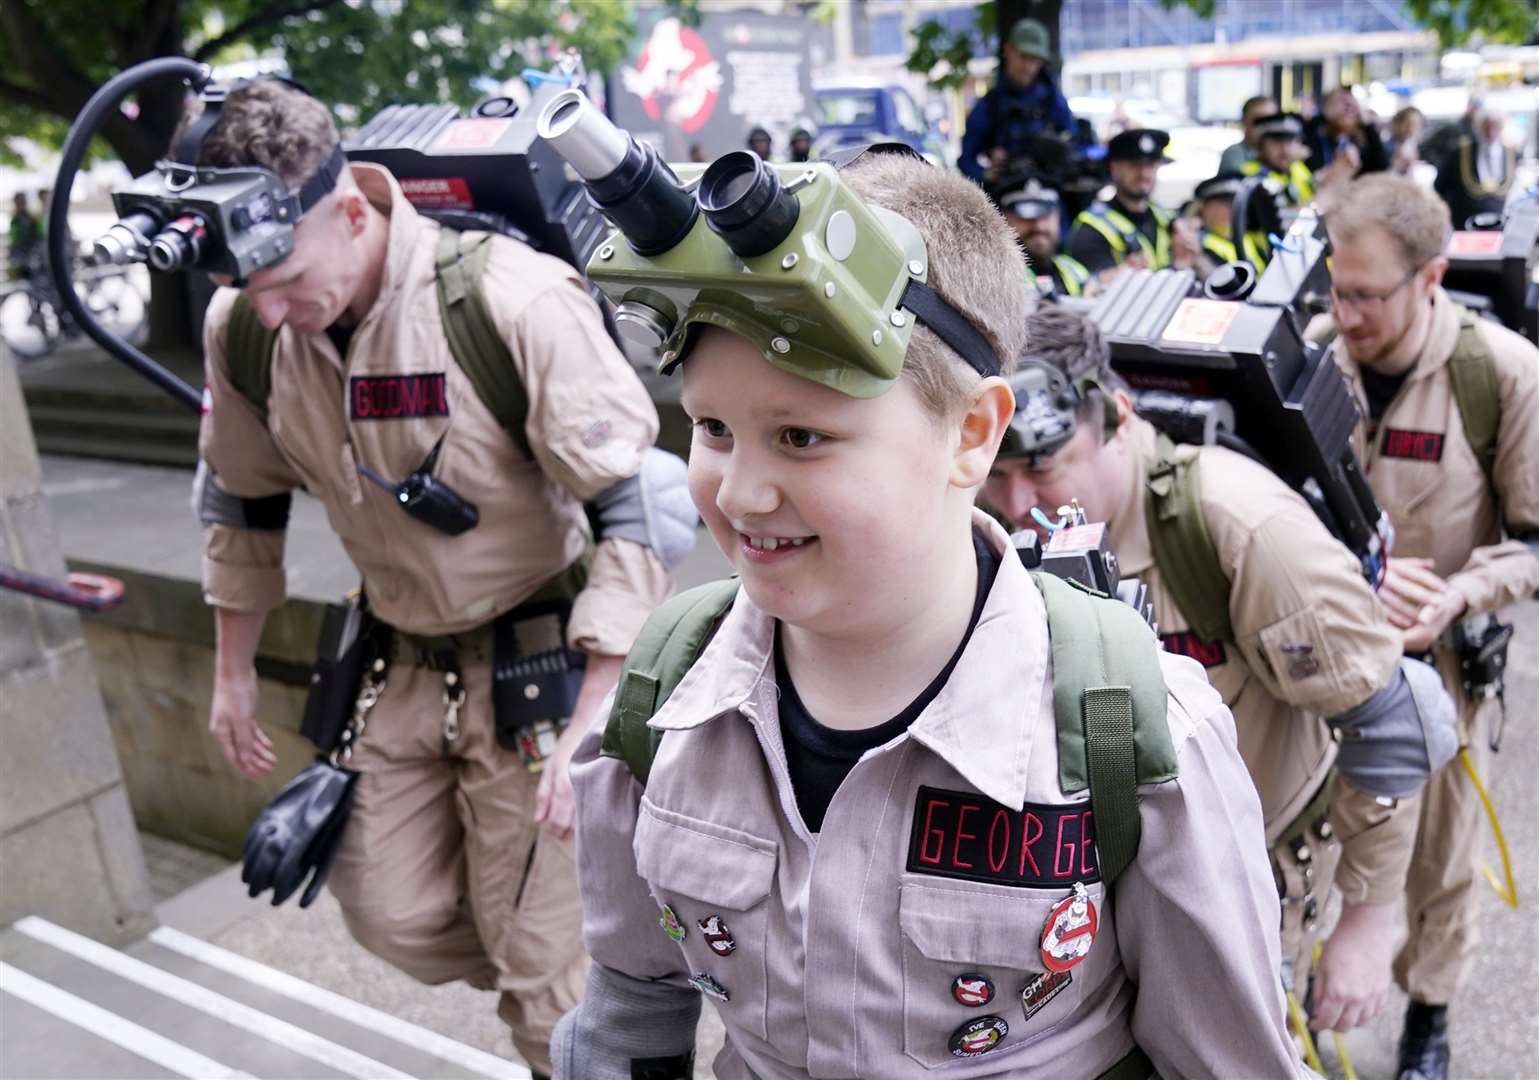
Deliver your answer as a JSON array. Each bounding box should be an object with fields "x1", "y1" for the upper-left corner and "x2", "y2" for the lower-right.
[
  {"x1": 907, "y1": 786, "x2": 1099, "y2": 887},
  {"x1": 351, "y1": 374, "x2": 449, "y2": 420},
  {"x1": 1380, "y1": 428, "x2": 1444, "y2": 462}
]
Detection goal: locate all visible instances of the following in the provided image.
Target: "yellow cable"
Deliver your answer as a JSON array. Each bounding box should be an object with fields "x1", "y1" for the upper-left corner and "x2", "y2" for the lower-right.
[
  {"x1": 1306, "y1": 942, "x2": 1359, "y2": 1080},
  {"x1": 1285, "y1": 988, "x2": 1325, "y2": 1075},
  {"x1": 1458, "y1": 748, "x2": 1520, "y2": 908}
]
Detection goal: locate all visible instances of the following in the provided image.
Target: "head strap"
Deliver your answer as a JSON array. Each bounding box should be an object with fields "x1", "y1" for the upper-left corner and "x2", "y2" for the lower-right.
[{"x1": 899, "y1": 279, "x2": 1001, "y2": 378}]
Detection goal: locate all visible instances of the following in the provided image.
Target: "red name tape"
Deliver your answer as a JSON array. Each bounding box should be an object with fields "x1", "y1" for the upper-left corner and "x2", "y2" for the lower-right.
[
  {"x1": 1161, "y1": 631, "x2": 1227, "y2": 668},
  {"x1": 350, "y1": 374, "x2": 449, "y2": 420},
  {"x1": 1380, "y1": 428, "x2": 1444, "y2": 463},
  {"x1": 907, "y1": 786, "x2": 1099, "y2": 888}
]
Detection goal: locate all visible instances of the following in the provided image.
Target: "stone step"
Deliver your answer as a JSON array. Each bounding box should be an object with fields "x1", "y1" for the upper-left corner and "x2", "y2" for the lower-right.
[{"x1": 0, "y1": 917, "x2": 530, "y2": 1080}]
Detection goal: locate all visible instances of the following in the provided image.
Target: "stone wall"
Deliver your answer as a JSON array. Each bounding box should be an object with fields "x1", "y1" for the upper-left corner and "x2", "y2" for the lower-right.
[{"x1": 0, "y1": 352, "x2": 156, "y2": 943}]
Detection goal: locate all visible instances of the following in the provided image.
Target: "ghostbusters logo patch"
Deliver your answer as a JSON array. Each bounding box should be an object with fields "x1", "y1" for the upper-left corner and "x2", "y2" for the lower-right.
[
  {"x1": 907, "y1": 787, "x2": 1100, "y2": 888},
  {"x1": 951, "y1": 973, "x2": 995, "y2": 1008},
  {"x1": 949, "y1": 1016, "x2": 1009, "y2": 1058},
  {"x1": 1161, "y1": 631, "x2": 1227, "y2": 668},
  {"x1": 1040, "y1": 883, "x2": 1098, "y2": 972},
  {"x1": 1380, "y1": 428, "x2": 1445, "y2": 463},
  {"x1": 350, "y1": 374, "x2": 449, "y2": 420},
  {"x1": 697, "y1": 915, "x2": 735, "y2": 956},
  {"x1": 1020, "y1": 968, "x2": 1072, "y2": 1022}
]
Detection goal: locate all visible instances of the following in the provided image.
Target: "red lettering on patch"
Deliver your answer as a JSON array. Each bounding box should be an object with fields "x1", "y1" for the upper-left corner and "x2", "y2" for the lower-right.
[
  {"x1": 908, "y1": 786, "x2": 1100, "y2": 888},
  {"x1": 350, "y1": 374, "x2": 450, "y2": 420},
  {"x1": 398, "y1": 176, "x2": 474, "y2": 210},
  {"x1": 1380, "y1": 428, "x2": 1444, "y2": 463},
  {"x1": 1161, "y1": 631, "x2": 1228, "y2": 668}
]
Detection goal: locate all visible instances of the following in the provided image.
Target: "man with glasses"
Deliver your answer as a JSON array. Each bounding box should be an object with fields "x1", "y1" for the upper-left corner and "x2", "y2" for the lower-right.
[
  {"x1": 1324, "y1": 173, "x2": 1539, "y2": 1080},
  {"x1": 982, "y1": 306, "x2": 1456, "y2": 1053}
]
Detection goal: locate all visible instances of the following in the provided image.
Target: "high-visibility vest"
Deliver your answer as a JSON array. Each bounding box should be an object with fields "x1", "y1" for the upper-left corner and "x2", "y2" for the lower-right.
[
  {"x1": 1199, "y1": 228, "x2": 1271, "y2": 270},
  {"x1": 1072, "y1": 202, "x2": 1174, "y2": 269},
  {"x1": 1240, "y1": 159, "x2": 1315, "y2": 208},
  {"x1": 1030, "y1": 253, "x2": 1092, "y2": 297}
]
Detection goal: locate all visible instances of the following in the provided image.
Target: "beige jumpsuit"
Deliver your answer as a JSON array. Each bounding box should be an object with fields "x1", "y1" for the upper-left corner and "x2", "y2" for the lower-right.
[
  {"x1": 1331, "y1": 288, "x2": 1539, "y2": 1005},
  {"x1": 565, "y1": 512, "x2": 1312, "y2": 1078},
  {"x1": 1106, "y1": 419, "x2": 1417, "y2": 989},
  {"x1": 198, "y1": 164, "x2": 672, "y2": 1071}
]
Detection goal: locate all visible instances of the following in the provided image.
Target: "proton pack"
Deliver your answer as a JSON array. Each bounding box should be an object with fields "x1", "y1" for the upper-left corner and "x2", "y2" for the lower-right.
[
  {"x1": 1441, "y1": 195, "x2": 1539, "y2": 345},
  {"x1": 1065, "y1": 209, "x2": 1391, "y2": 591}
]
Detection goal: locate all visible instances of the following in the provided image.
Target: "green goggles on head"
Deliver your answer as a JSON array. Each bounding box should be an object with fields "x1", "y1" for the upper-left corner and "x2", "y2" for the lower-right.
[
  {"x1": 535, "y1": 90, "x2": 1000, "y2": 398},
  {"x1": 999, "y1": 362, "x2": 1117, "y2": 461}
]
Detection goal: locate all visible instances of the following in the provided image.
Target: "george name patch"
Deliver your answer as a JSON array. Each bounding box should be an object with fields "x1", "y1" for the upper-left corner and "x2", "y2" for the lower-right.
[
  {"x1": 1380, "y1": 428, "x2": 1444, "y2": 463},
  {"x1": 350, "y1": 374, "x2": 449, "y2": 420},
  {"x1": 907, "y1": 786, "x2": 1099, "y2": 888},
  {"x1": 1162, "y1": 631, "x2": 1227, "y2": 668}
]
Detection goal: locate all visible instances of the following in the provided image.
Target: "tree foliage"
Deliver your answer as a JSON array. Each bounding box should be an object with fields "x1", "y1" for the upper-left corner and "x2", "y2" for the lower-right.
[
  {"x1": 1401, "y1": 0, "x2": 1539, "y2": 46},
  {"x1": 0, "y1": 0, "x2": 647, "y2": 174}
]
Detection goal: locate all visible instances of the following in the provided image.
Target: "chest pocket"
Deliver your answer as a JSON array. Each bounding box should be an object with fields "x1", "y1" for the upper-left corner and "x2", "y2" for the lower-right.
[
  {"x1": 634, "y1": 799, "x2": 778, "y2": 1041},
  {"x1": 898, "y1": 876, "x2": 1109, "y2": 1068}
]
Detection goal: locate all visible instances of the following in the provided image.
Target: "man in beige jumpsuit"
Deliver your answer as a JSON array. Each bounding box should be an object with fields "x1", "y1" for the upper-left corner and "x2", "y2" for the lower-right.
[
  {"x1": 983, "y1": 306, "x2": 1456, "y2": 1042},
  {"x1": 1323, "y1": 172, "x2": 1539, "y2": 1080},
  {"x1": 189, "y1": 82, "x2": 689, "y2": 1075}
]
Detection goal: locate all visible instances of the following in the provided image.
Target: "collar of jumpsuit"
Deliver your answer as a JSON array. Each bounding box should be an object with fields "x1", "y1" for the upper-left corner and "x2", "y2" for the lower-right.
[
  {"x1": 1103, "y1": 417, "x2": 1162, "y2": 578},
  {"x1": 347, "y1": 162, "x2": 421, "y2": 334},
  {"x1": 646, "y1": 509, "x2": 1052, "y2": 811}
]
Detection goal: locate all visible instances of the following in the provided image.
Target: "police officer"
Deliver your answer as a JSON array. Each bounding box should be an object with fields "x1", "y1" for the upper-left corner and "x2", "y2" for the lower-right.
[
  {"x1": 1242, "y1": 113, "x2": 1315, "y2": 212},
  {"x1": 983, "y1": 306, "x2": 1458, "y2": 1042},
  {"x1": 190, "y1": 81, "x2": 692, "y2": 1078},
  {"x1": 959, "y1": 18, "x2": 1080, "y2": 184},
  {"x1": 998, "y1": 179, "x2": 1092, "y2": 299},
  {"x1": 1323, "y1": 173, "x2": 1539, "y2": 1080},
  {"x1": 1067, "y1": 129, "x2": 1199, "y2": 281},
  {"x1": 747, "y1": 125, "x2": 774, "y2": 161},
  {"x1": 788, "y1": 126, "x2": 814, "y2": 163},
  {"x1": 1193, "y1": 172, "x2": 1271, "y2": 276}
]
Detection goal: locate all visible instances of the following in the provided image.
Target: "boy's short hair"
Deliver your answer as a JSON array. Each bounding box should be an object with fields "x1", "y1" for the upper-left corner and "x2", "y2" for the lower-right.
[
  {"x1": 1023, "y1": 305, "x2": 1128, "y2": 427},
  {"x1": 840, "y1": 153, "x2": 1029, "y2": 420},
  {"x1": 172, "y1": 80, "x2": 340, "y2": 191},
  {"x1": 1320, "y1": 172, "x2": 1450, "y2": 273}
]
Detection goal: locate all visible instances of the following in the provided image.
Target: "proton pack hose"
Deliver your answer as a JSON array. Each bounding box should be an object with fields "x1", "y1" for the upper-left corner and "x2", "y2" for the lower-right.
[{"x1": 46, "y1": 57, "x2": 210, "y2": 412}]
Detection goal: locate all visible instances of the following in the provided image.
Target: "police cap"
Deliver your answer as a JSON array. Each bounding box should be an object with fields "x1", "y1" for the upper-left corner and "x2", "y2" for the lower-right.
[
  {"x1": 999, "y1": 181, "x2": 1061, "y2": 219},
  {"x1": 1107, "y1": 128, "x2": 1171, "y2": 163},
  {"x1": 1254, "y1": 113, "x2": 1304, "y2": 141},
  {"x1": 1194, "y1": 172, "x2": 1245, "y2": 202}
]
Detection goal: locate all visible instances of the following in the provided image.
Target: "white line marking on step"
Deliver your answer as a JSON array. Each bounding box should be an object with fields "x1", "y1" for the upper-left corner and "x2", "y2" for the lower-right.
[
  {"x1": 149, "y1": 925, "x2": 531, "y2": 1080},
  {"x1": 0, "y1": 961, "x2": 254, "y2": 1079},
  {"x1": 14, "y1": 917, "x2": 410, "y2": 1079}
]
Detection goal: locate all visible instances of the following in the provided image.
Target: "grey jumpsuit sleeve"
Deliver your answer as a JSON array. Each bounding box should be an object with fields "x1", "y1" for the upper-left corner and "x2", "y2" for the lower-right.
[
  {"x1": 551, "y1": 721, "x2": 701, "y2": 1079},
  {"x1": 1116, "y1": 653, "x2": 1320, "y2": 1079}
]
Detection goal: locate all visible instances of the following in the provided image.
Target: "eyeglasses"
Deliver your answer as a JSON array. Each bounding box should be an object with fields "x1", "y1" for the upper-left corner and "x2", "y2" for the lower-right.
[{"x1": 1329, "y1": 261, "x2": 1427, "y2": 314}]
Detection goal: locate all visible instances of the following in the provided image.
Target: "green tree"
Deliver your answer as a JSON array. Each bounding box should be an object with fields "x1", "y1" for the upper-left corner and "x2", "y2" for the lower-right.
[
  {"x1": 0, "y1": 0, "x2": 643, "y2": 344},
  {"x1": 1402, "y1": 0, "x2": 1539, "y2": 46}
]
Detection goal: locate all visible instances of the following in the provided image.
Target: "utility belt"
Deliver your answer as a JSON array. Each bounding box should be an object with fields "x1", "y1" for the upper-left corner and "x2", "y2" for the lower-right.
[
  {"x1": 1270, "y1": 771, "x2": 1337, "y2": 932},
  {"x1": 1406, "y1": 610, "x2": 1513, "y2": 752},
  {"x1": 302, "y1": 556, "x2": 590, "y2": 772}
]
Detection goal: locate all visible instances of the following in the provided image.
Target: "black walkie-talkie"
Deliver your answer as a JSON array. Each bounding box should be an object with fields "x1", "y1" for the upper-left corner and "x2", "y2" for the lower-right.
[{"x1": 358, "y1": 462, "x2": 480, "y2": 536}]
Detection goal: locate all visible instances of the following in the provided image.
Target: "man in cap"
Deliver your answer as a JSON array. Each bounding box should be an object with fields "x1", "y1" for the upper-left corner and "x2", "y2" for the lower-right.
[
  {"x1": 1193, "y1": 171, "x2": 1271, "y2": 276},
  {"x1": 1068, "y1": 128, "x2": 1199, "y2": 281},
  {"x1": 1242, "y1": 113, "x2": 1315, "y2": 211},
  {"x1": 959, "y1": 18, "x2": 1081, "y2": 184},
  {"x1": 788, "y1": 127, "x2": 814, "y2": 163},
  {"x1": 999, "y1": 178, "x2": 1092, "y2": 298},
  {"x1": 747, "y1": 126, "x2": 774, "y2": 161}
]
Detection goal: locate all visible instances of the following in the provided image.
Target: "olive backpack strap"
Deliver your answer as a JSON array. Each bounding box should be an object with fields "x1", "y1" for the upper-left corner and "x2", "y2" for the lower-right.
[
  {"x1": 601, "y1": 579, "x2": 741, "y2": 785},
  {"x1": 1447, "y1": 308, "x2": 1502, "y2": 491},
  {"x1": 433, "y1": 226, "x2": 533, "y2": 459},
  {"x1": 1144, "y1": 433, "x2": 1234, "y2": 645},
  {"x1": 1033, "y1": 570, "x2": 1177, "y2": 886},
  {"x1": 225, "y1": 292, "x2": 280, "y2": 418}
]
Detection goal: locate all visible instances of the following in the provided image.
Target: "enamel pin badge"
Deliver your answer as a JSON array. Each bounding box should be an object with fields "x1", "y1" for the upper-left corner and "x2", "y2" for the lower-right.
[{"x1": 1039, "y1": 881, "x2": 1097, "y2": 973}]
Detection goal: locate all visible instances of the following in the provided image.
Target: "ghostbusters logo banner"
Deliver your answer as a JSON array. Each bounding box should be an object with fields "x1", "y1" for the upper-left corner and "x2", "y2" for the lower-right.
[
  {"x1": 907, "y1": 786, "x2": 1100, "y2": 888},
  {"x1": 609, "y1": 11, "x2": 830, "y2": 162}
]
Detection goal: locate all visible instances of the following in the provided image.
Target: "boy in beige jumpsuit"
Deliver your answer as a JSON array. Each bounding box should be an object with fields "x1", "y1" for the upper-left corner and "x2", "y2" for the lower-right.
[
  {"x1": 983, "y1": 306, "x2": 1457, "y2": 1043},
  {"x1": 554, "y1": 150, "x2": 1312, "y2": 1077},
  {"x1": 1323, "y1": 173, "x2": 1539, "y2": 1080},
  {"x1": 189, "y1": 82, "x2": 688, "y2": 1075}
]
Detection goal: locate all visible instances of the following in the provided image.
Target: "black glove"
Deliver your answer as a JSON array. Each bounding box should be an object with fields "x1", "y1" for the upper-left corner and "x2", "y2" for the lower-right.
[{"x1": 242, "y1": 760, "x2": 357, "y2": 907}]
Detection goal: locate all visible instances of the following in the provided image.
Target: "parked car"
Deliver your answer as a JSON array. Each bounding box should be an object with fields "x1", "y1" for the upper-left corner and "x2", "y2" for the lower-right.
[{"x1": 813, "y1": 79, "x2": 945, "y2": 162}]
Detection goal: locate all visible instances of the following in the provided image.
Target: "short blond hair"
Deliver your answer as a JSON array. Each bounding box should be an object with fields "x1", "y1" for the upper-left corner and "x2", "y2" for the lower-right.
[
  {"x1": 1322, "y1": 172, "x2": 1450, "y2": 272},
  {"x1": 173, "y1": 80, "x2": 339, "y2": 190},
  {"x1": 841, "y1": 153, "x2": 1029, "y2": 419}
]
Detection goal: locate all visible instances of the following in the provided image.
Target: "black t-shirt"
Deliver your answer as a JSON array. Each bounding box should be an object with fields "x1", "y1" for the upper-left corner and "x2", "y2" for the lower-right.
[
  {"x1": 1067, "y1": 197, "x2": 1163, "y2": 276},
  {"x1": 325, "y1": 321, "x2": 357, "y2": 358},
  {"x1": 1360, "y1": 365, "x2": 1410, "y2": 424},
  {"x1": 775, "y1": 531, "x2": 1003, "y2": 833}
]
